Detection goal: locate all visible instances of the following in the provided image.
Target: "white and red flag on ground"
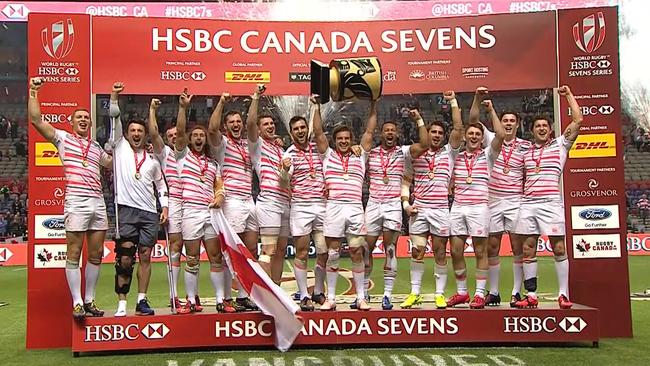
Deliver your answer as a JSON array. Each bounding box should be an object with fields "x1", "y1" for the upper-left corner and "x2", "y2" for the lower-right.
[{"x1": 210, "y1": 210, "x2": 302, "y2": 351}]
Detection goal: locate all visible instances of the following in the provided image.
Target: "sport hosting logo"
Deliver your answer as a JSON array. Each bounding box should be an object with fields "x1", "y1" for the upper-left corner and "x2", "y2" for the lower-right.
[
  {"x1": 573, "y1": 12, "x2": 606, "y2": 54},
  {"x1": 41, "y1": 19, "x2": 75, "y2": 60}
]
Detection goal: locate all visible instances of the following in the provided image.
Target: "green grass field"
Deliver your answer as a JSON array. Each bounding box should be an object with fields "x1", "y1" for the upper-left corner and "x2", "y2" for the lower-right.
[{"x1": 1, "y1": 256, "x2": 649, "y2": 366}]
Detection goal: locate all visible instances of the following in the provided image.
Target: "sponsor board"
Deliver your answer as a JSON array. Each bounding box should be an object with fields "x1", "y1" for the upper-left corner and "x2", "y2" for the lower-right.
[
  {"x1": 34, "y1": 142, "x2": 62, "y2": 166},
  {"x1": 84, "y1": 322, "x2": 170, "y2": 342},
  {"x1": 572, "y1": 233, "x2": 621, "y2": 258},
  {"x1": 569, "y1": 133, "x2": 616, "y2": 158},
  {"x1": 160, "y1": 70, "x2": 206, "y2": 81},
  {"x1": 570, "y1": 205, "x2": 619, "y2": 230},
  {"x1": 33, "y1": 215, "x2": 66, "y2": 239},
  {"x1": 461, "y1": 66, "x2": 488, "y2": 78},
  {"x1": 32, "y1": 187, "x2": 65, "y2": 207},
  {"x1": 225, "y1": 71, "x2": 270, "y2": 83},
  {"x1": 34, "y1": 244, "x2": 79, "y2": 268},
  {"x1": 503, "y1": 316, "x2": 587, "y2": 333},
  {"x1": 288, "y1": 72, "x2": 310, "y2": 82}
]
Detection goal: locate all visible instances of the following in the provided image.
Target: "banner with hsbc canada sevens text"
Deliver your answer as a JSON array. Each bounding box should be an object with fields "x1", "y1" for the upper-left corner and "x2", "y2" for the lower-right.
[
  {"x1": 90, "y1": 11, "x2": 557, "y2": 95},
  {"x1": 27, "y1": 13, "x2": 91, "y2": 348},
  {"x1": 558, "y1": 7, "x2": 631, "y2": 337}
]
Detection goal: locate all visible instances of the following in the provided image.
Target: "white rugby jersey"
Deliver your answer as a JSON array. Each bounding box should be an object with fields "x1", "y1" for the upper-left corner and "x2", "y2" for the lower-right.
[
  {"x1": 155, "y1": 145, "x2": 183, "y2": 201},
  {"x1": 215, "y1": 135, "x2": 253, "y2": 200},
  {"x1": 483, "y1": 130, "x2": 532, "y2": 200},
  {"x1": 405, "y1": 144, "x2": 459, "y2": 209},
  {"x1": 367, "y1": 145, "x2": 410, "y2": 202},
  {"x1": 284, "y1": 141, "x2": 326, "y2": 203},
  {"x1": 322, "y1": 147, "x2": 368, "y2": 203},
  {"x1": 452, "y1": 147, "x2": 496, "y2": 205},
  {"x1": 177, "y1": 146, "x2": 221, "y2": 209},
  {"x1": 251, "y1": 138, "x2": 290, "y2": 203},
  {"x1": 522, "y1": 135, "x2": 573, "y2": 202}
]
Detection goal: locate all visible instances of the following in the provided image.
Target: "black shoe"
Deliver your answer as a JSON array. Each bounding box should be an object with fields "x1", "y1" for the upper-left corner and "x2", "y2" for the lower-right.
[
  {"x1": 236, "y1": 297, "x2": 259, "y2": 311},
  {"x1": 509, "y1": 293, "x2": 522, "y2": 308},
  {"x1": 226, "y1": 298, "x2": 246, "y2": 312},
  {"x1": 135, "y1": 298, "x2": 155, "y2": 316},
  {"x1": 83, "y1": 300, "x2": 105, "y2": 317},
  {"x1": 300, "y1": 297, "x2": 315, "y2": 311},
  {"x1": 486, "y1": 293, "x2": 501, "y2": 306},
  {"x1": 311, "y1": 293, "x2": 326, "y2": 306}
]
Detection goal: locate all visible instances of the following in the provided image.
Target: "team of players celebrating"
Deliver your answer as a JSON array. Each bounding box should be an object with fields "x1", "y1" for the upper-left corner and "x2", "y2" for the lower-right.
[{"x1": 28, "y1": 76, "x2": 583, "y2": 318}]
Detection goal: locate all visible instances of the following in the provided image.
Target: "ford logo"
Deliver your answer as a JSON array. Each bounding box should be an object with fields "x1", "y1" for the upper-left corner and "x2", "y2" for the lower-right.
[
  {"x1": 578, "y1": 208, "x2": 611, "y2": 221},
  {"x1": 42, "y1": 218, "x2": 65, "y2": 230}
]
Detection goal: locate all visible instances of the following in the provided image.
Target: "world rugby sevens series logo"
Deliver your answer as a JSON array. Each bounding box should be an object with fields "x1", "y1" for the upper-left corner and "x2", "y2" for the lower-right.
[
  {"x1": 572, "y1": 12, "x2": 606, "y2": 54},
  {"x1": 41, "y1": 19, "x2": 75, "y2": 59}
]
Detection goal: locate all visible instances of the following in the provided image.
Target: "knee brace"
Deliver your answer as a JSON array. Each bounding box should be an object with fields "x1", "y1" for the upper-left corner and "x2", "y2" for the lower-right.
[
  {"x1": 346, "y1": 235, "x2": 365, "y2": 248},
  {"x1": 313, "y1": 231, "x2": 327, "y2": 255},
  {"x1": 258, "y1": 254, "x2": 272, "y2": 264},
  {"x1": 210, "y1": 261, "x2": 224, "y2": 272},
  {"x1": 260, "y1": 235, "x2": 278, "y2": 246},
  {"x1": 65, "y1": 259, "x2": 80, "y2": 269},
  {"x1": 384, "y1": 243, "x2": 398, "y2": 273},
  {"x1": 410, "y1": 234, "x2": 428, "y2": 248},
  {"x1": 114, "y1": 244, "x2": 136, "y2": 294},
  {"x1": 326, "y1": 249, "x2": 340, "y2": 271},
  {"x1": 185, "y1": 255, "x2": 200, "y2": 274}
]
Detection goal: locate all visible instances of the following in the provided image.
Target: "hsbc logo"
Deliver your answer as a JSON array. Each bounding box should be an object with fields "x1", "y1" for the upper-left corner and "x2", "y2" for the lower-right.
[
  {"x1": 573, "y1": 12, "x2": 606, "y2": 54},
  {"x1": 41, "y1": 19, "x2": 75, "y2": 60},
  {"x1": 84, "y1": 322, "x2": 170, "y2": 342},
  {"x1": 66, "y1": 67, "x2": 79, "y2": 76},
  {"x1": 569, "y1": 105, "x2": 614, "y2": 116},
  {"x1": 504, "y1": 316, "x2": 587, "y2": 333},
  {"x1": 41, "y1": 113, "x2": 71, "y2": 124},
  {"x1": 160, "y1": 70, "x2": 207, "y2": 81},
  {"x1": 2, "y1": 3, "x2": 29, "y2": 19}
]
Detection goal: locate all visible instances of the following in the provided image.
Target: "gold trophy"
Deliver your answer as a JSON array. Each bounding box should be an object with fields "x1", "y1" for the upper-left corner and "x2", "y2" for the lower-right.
[{"x1": 311, "y1": 57, "x2": 383, "y2": 104}]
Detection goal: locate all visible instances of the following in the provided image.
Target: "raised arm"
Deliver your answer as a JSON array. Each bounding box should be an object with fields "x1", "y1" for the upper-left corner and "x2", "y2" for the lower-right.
[
  {"x1": 469, "y1": 86, "x2": 488, "y2": 125},
  {"x1": 484, "y1": 100, "x2": 505, "y2": 154},
  {"x1": 247, "y1": 84, "x2": 266, "y2": 143},
  {"x1": 310, "y1": 96, "x2": 329, "y2": 154},
  {"x1": 147, "y1": 98, "x2": 164, "y2": 155},
  {"x1": 560, "y1": 85, "x2": 583, "y2": 141},
  {"x1": 444, "y1": 90, "x2": 463, "y2": 149},
  {"x1": 208, "y1": 92, "x2": 229, "y2": 147},
  {"x1": 109, "y1": 82, "x2": 124, "y2": 142},
  {"x1": 360, "y1": 100, "x2": 377, "y2": 152},
  {"x1": 28, "y1": 77, "x2": 56, "y2": 142},
  {"x1": 175, "y1": 88, "x2": 193, "y2": 152},
  {"x1": 408, "y1": 108, "x2": 430, "y2": 158}
]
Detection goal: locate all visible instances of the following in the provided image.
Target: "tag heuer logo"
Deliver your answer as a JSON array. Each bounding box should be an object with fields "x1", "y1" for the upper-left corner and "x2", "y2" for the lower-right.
[
  {"x1": 559, "y1": 317, "x2": 586, "y2": 333},
  {"x1": 141, "y1": 323, "x2": 169, "y2": 339}
]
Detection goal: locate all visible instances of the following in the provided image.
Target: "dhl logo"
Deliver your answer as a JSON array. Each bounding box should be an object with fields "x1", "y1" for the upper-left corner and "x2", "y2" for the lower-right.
[
  {"x1": 224, "y1": 71, "x2": 271, "y2": 83},
  {"x1": 569, "y1": 133, "x2": 616, "y2": 158},
  {"x1": 35, "y1": 142, "x2": 62, "y2": 166}
]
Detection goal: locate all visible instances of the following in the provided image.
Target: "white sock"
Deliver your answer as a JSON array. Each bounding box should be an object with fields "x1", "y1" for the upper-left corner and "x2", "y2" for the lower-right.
[
  {"x1": 224, "y1": 266, "x2": 233, "y2": 299},
  {"x1": 314, "y1": 263, "x2": 326, "y2": 295},
  {"x1": 555, "y1": 256, "x2": 570, "y2": 297},
  {"x1": 410, "y1": 259, "x2": 425, "y2": 295},
  {"x1": 475, "y1": 269, "x2": 488, "y2": 297},
  {"x1": 295, "y1": 266, "x2": 309, "y2": 299},
  {"x1": 171, "y1": 265, "x2": 180, "y2": 298},
  {"x1": 210, "y1": 270, "x2": 225, "y2": 302},
  {"x1": 184, "y1": 270, "x2": 198, "y2": 304},
  {"x1": 434, "y1": 263, "x2": 448, "y2": 295},
  {"x1": 237, "y1": 285, "x2": 249, "y2": 299},
  {"x1": 137, "y1": 293, "x2": 146, "y2": 302},
  {"x1": 117, "y1": 300, "x2": 127, "y2": 312},
  {"x1": 512, "y1": 254, "x2": 524, "y2": 295},
  {"x1": 65, "y1": 268, "x2": 83, "y2": 306},
  {"x1": 326, "y1": 269, "x2": 338, "y2": 301},
  {"x1": 84, "y1": 263, "x2": 100, "y2": 303},
  {"x1": 454, "y1": 268, "x2": 468, "y2": 295},
  {"x1": 487, "y1": 257, "x2": 500, "y2": 295},
  {"x1": 352, "y1": 261, "x2": 365, "y2": 300}
]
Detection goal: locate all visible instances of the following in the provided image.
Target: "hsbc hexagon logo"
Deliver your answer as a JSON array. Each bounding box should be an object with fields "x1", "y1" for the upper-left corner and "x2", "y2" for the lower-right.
[
  {"x1": 141, "y1": 323, "x2": 169, "y2": 339},
  {"x1": 559, "y1": 317, "x2": 587, "y2": 333},
  {"x1": 66, "y1": 67, "x2": 79, "y2": 76},
  {"x1": 2, "y1": 3, "x2": 29, "y2": 19},
  {"x1": 573, "y1": 12, "x2": 606, "y2": 54},
  {"x1": 41, "y1": 19, "x2": 75, "y2": 60},
  {"x1": 599, "y1": 105, "x2": 614, "y2": 115},
  {"x1": 191, "y1": 71, "x2": 206, "y2": 81}
]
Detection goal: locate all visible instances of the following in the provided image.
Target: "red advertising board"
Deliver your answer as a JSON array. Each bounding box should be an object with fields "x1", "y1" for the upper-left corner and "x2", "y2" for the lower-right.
[
  {"x1": 90, "y1": 12, "x2": 557, "y2": 96},
  {"x1": 558, "y1": 7, "x2": 631, "y2": 337}
]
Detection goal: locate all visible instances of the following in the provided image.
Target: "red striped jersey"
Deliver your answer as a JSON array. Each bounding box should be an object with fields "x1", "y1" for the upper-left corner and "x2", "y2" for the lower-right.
[
  {"x1": 52, "y1": 129, "x2": 110, "y2": 198},
  {"x1": 368, "y1": 145, "x2": 410, "y2": 202},
  {"x1": 452, "y1": 148, "x2": 496, "y2": 205},
  {"x1": 322, "y1": 147, "x2": 368, "y2": 203},
  {"x1": 284, "y1": 141, "x2": 326, "y2": 203},
  {"x1": 156, "y1": 145, "x2": 183, "y2": 200},
  {"x1": 251, "y1": 138, "x2": 290, "y2": 203},
  {"x1": 405, "y1": 144, "x2": 458, "y2": 209},
  {"x1": 177, "y1": 146, "x2": 221, "y2": 208},
  {"x1": 215, "y1": 135, "x2": 253, "y2": 200},
  {"x1": 483, "y1": 130, "x2": 532, "y2": 200},
  {"x1": 522, "y1": 135, "x2": 573, "y2": 202}
]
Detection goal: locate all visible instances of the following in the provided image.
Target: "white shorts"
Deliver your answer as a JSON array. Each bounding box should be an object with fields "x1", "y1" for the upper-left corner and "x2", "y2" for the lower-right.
[
  {"x1": 167, "y1": 197, "x2": 183, "y2": 234},
  {"x1": 324, "y1": 201, "x2": 367, "y2": 238},
  {"x1": 64, "y1": 195, "x2": 108, "y2": 232},
  {"x1": 256, "y1": 199, "x2": 290, "y2": 237},
  {"x1": 222, "y1": 197, "x2": 258, "y2": 234},
  {"x1": 409, "y1": 207, "x2": 450, "y2": 237},
  {"x1": 290, "y1": 200, "x2": 326, "y2": 237},
  {"x1": 365, "y1": 199, "x2": 403, "y2": 236},
  {"x1": 450, "y1": 203, "x2": 490, "y2": 237},
  {"x1": 514, "y1": 200, "x2": 565, "y2": 236},
  {"x1": 182, "y1": 206, "x2": 217, "y2": 241},
  {"x1": 489, "y1": 197, "x2": 521, "y2": 234}
]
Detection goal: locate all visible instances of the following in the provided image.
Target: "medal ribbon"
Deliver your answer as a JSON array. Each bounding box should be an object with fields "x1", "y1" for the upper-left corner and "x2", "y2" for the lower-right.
[
  {"x1": 531, "y1": 141, "x2": 548, "y2": 171},
  {"x1": 463, "y1": 150, "x2": 479, "y2": 179},
  {"x1": 297, "y1": 143, "x2": 314, "y2": 176},
  {"x1": 192, "y1": 150, "x2": 208, "y2": 178},
  {"x1": 337, "y1": 150, "x2": 350, "y2": 175},
  {"x1": 501, "y1": 139, "x2": 517, "y2": 169},
  {"x1": 75, "y1": 133, "x2": 92, "y2": 165},
  {"x1": 134, "y1": 149, "x2": 147, "y2": 176},
  {"x1": 380, "y1": 146, "x2": 395, "y2": 178}
]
